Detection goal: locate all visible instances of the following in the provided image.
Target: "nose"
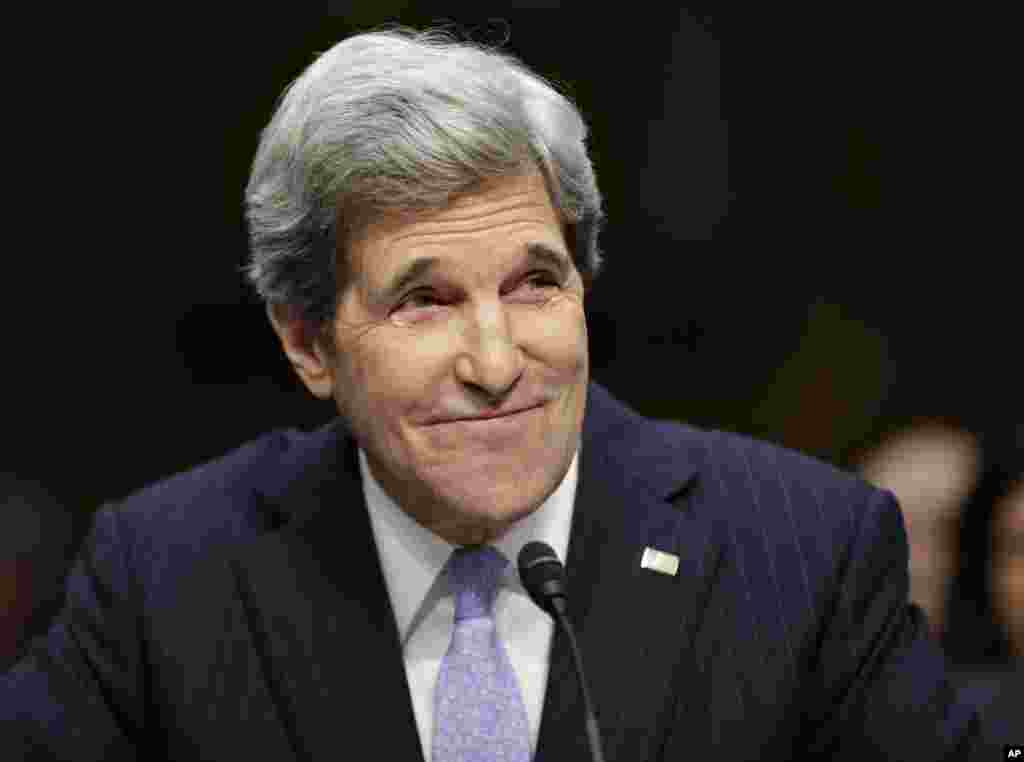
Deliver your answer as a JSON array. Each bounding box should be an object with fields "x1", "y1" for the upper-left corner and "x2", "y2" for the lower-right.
[{"x1": 453, "y1": 302, "x2": 524, "y2": 403}]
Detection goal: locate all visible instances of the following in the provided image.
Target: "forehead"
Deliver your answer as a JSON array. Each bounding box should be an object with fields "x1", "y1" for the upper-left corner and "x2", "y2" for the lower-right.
[{"x1": 345, "y1": 171, "x2": 566, "y2": 281}]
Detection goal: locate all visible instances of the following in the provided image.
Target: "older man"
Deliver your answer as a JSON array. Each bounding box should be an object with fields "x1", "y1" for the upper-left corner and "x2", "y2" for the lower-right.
[{"x1": 1, "y1": 28, "x2": 1008, "y2": 760}]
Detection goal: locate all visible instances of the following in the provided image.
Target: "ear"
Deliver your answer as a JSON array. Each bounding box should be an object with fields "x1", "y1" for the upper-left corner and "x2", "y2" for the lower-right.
[{"x1": 266, "y1": 303, "x2": 336, "y2": 400}]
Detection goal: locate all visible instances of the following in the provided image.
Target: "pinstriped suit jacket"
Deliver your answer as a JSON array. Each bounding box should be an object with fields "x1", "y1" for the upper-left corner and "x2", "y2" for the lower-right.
[{"x1": 0, "y1": 381, "x2": 1007, "y2": 759}]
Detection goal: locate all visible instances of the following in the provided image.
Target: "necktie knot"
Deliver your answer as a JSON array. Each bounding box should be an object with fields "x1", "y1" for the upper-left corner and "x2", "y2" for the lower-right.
[{"x1": 446, "y1": 545, "x2": 508, "y2": 622}]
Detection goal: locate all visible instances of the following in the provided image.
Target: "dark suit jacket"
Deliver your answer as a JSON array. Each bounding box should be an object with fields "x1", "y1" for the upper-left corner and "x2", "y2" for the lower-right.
[{"x1": 1, "y1": 382, "x2": 1010, "y2": 760}]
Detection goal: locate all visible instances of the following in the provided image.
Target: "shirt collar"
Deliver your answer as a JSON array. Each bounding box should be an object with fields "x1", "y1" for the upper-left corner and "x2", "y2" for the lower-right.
[{"x1": 361, "y1": 441, "x2": 579, "y2": 645}]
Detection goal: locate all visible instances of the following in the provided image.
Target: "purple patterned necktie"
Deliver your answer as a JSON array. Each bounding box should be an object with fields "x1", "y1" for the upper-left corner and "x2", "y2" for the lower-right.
[{"x1": 432, "y1": 545, "x2": 532, "y2": 762}]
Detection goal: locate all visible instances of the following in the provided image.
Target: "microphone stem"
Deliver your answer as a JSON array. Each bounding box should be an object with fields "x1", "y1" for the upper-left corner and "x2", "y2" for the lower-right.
[{"x1": 553, "y1": 604, "x2": 606, "y2": 762}]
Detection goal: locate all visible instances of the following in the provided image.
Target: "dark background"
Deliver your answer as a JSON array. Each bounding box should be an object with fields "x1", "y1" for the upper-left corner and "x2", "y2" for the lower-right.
[{"x1": 7, "y1": 4, "x2": 1015, "y2": 515}]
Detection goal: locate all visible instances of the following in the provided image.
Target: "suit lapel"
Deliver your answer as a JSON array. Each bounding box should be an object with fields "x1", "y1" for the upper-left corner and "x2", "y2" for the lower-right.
[
  {"x1": 535, "y1": 383, "x2": 720, "y2": 762},
  {"x1": 230, "y1": 423, "x2": 425, "y2": 762}
]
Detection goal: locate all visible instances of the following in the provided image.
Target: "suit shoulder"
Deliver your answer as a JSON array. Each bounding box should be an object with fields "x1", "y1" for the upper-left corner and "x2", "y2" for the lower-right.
[
  {"x1": 667, "y1": 424, "x2": 883, "y2": 528},
  {"x1": 586, "y1": 385, "x2": 880, "y2": 513},
  {"x1": 705, "y1": 428, "x2": 864, "y2": 490},
  {"x1": 103, "y1": 424, "x2": 331, "y2": 551}
]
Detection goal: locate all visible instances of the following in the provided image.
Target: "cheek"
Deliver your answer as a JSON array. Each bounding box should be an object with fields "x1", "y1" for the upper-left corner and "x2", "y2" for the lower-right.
[
  {"x1": 342, "y1": 324, "x2": 450, "y2": 398},
  {"x1": 329, "y1": 347, "x2": 420, "y2": 446},
  {"x1": 520, "y1": 297, "x2": 588, "y2": 368}
]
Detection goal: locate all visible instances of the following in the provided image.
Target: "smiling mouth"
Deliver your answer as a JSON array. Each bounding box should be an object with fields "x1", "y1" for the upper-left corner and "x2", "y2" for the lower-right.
[{"x1": 434, "y1": 404, "x2": 543, "y2": 424}]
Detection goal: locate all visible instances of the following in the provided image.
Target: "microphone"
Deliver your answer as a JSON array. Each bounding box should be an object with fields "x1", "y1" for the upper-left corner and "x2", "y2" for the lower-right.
[{"x1": 518, "y1": 542, "x2": 606, "y2": 762}]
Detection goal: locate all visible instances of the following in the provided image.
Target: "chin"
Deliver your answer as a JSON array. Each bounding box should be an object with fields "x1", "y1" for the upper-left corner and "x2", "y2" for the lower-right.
[
  {"x1": 462, "y1": 489, "x2": 543, "y2": 525},
  {"x1": 448, "y1": 473, "x2": 553, "y2": 525}
]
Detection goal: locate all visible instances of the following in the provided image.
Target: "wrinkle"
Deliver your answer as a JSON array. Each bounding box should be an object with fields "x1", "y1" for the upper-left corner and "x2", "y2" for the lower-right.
[
  {"x1": 389, "y1": 220, "x2": 560, "y2": 248},
  {"x1": 384, "y1": 206, "x2": 557, "y2": 247}
]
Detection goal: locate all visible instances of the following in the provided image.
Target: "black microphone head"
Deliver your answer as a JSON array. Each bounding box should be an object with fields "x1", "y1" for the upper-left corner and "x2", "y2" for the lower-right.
[{"x1": 518, "y1": 541, "x2": 568, "y2": 617}]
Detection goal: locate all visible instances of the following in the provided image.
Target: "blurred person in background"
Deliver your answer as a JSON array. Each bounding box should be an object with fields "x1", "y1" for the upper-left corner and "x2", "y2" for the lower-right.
[
  {"x1": 858, "y1": 421, "x2": 1024, "y2": 663},
  {"x1": 858, "y1": 420, "x2": 1023, "y2": 732},
  {"x1": 857, "y1": 420, "x2": 980, "y2": 639},
  {"x1": 941, "y1": 424, "x2": 1024, "y2": 732},
  {"x1": 0, "y1": 475, "x2": 82, "y2": 671},
  {"x1": 942, "y1": 425, "x2": 1024, "y2": 669},
  {"x1": 992, "y1": 476, "x2": 1023, "y2": 659},
  {"x1": 985, "y1": 475, "x2": 1024, "y2": 729}
]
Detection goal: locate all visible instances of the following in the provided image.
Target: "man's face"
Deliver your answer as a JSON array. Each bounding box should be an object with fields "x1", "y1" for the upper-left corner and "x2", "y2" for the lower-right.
[{"x1": 284, "y1": 170, "x2": 589, "y2": 545}]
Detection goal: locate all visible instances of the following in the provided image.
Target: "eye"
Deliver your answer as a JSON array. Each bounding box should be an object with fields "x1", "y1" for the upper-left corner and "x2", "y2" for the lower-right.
[
  {"x1": 520, "y1": 271, "x2": 562, "y2": 290},
  {"x1": 393, "y1": 272, "x2": 562, "y2": 314},
  {"x1": 395, "y1": 290, "x2": 444, "y2": 312}
]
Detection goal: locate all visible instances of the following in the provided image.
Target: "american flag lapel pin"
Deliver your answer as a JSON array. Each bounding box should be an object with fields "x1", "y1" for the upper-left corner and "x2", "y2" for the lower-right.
[{"x1": 640, "y1": 547, "x2": 679, "y2": 576}]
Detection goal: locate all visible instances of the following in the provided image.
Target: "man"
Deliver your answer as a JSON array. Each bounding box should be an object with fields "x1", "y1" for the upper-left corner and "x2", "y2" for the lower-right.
[{"x1": 1, "y1": 27, "x2": 1010, "y2": 760}]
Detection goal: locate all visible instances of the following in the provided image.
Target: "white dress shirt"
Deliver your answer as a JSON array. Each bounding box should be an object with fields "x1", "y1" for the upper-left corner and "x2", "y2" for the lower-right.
[{"x1": 360, "y1": 443, "x2": 579, "y2": 762}]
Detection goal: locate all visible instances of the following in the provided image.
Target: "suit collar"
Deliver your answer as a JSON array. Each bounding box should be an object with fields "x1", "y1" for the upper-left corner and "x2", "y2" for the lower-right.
[{"x1": 579, "y1": 381, "x2": 700, "y2": 503}]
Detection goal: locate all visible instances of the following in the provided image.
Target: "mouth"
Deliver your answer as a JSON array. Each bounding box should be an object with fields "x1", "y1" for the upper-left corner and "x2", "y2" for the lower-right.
[{"x1": 431, "y1": 403, "x2": 545, "y2": 425}]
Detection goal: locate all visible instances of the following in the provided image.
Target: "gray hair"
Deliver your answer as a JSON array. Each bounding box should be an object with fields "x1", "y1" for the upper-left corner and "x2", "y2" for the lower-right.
[{"x1": 243, "y1": 27, "x2": 605, "y2": 329}]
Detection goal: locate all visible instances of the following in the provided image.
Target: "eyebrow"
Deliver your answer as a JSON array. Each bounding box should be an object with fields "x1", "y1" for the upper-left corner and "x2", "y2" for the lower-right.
[{"x1": 377, "y1": 243, "x2": 572, "y2": 304}]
